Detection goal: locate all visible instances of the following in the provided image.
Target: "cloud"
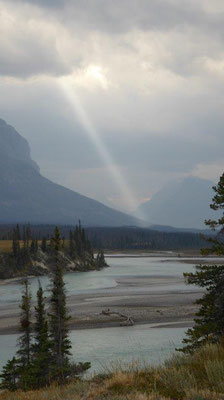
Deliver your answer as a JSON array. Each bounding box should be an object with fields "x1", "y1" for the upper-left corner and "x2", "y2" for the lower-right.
[
  {"x1": 1, "y1": 0, "x2": 224, "y2": 81},
  {"x1": 192, "y1": 161, "x2": 224, "y2": 182},
  {"x1": 0, "y1": 1, "x2": 73, "y2": 78},
  {"x1": 1, "y1": 0, "x2": 224, "y2": 211},
  {"x1": 18, "y1": 0, "x2": 224, "y2": 36}
]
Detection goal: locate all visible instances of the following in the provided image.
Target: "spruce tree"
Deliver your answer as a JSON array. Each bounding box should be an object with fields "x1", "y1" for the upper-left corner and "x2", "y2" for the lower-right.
[
  {"x1": 0, "y1": 279, "x2": 32, "y2": 390},
  {"x1": 202, "y1": 172, "x2": 224, "y2": 255},
  {"x1": 180, "y1": 173, "x2": 224, "y2": 352},
  {"x1": 17, "y1": 278, "x2": 32, "y2": 366},
  {"x1": 16, "y1": 224, "x2": 21, "y2": 241},
  {"x1": 49, "y1": 227, "x2": 72, "y2": 382},
  {"x1": 34, "y1": 239, "x2": 38, "y2": 256},
  {"x1": 32, "y1": 281, "x2": 51, "y2": 388},
  {"x1": 12, "y1": 227, "x2": 20, "y2": 265},
  {"x1": 96, "y1": 250, "x2": 107, "y2": 269},
  {"x1": 0, "y1": 357, "x2": 18, "y2": 391},
  {"x1": 16, "y1": 278, "x2": 33, "y2": 389},
  {"x1": 69, "y1": 230, "x2": 75, "y2": 257},
  {"x1": 30, "y1": 240, "x2": 36, "y2": 254},
  {"x1": 41, "y1": 236, "x2": 47, "y2": 253}
]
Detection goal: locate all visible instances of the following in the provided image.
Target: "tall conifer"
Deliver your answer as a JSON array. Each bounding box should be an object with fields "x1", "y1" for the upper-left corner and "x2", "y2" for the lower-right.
[
  {"x1": 49, "y1": 227, "x2": 72, "y2": 381},
  {"x1": 16, "y1": 278, "x2": 33, "y2": 389},
  {"x1": 17, "y1": 279, "x2": 32, "y2": 366},
  {"x1": 32, "y1": 281, "x2": 51, "y2": 387},
  {"x1": 180, "y1": 173, "x2": 224, "y2": 352}
]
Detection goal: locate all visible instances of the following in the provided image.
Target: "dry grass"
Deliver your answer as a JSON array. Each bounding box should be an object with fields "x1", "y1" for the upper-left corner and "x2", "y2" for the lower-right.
[
  {"x1": 0, "y1": 240, "x2": 69, "y2": 254},
  {"x1": 0, "y1": 241, "x2": 13, "y2": 253},
  {"x1": 0, "y1": 240, "x2": 53, "y2": 254},
  {"x1": 2, "y1": 342, "x2": 224, "y2": 400}
]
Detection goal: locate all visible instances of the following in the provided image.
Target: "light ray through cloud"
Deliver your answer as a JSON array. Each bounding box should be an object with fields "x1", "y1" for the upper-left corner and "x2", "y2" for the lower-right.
[{"x1": 59, "y1": 77, "x2": 142, "y2": 216}]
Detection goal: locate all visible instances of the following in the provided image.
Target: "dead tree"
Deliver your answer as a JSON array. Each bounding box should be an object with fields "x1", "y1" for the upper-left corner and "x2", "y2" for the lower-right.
[{"x1": 101, "y1": 309, "x2": 134, "y2": 326}]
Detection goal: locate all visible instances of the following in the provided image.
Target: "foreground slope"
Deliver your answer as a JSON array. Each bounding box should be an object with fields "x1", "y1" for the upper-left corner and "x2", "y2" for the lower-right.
[
  {"x1": 2, "y1": 343, "x2": 224, "y2": 399},
  {"x1": 0, "y1": 119, "x2": 139, "y2": 226}
]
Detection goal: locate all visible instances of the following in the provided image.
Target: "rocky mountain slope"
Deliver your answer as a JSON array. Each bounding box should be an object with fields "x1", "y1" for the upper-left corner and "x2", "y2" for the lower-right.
[{"x1": 0, "y1": 118, "x2": 139, "y2": 226}]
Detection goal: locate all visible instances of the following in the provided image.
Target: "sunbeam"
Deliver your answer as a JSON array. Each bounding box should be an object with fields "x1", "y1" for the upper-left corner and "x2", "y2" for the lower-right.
[{"x1": 59, "y1": 77, "x2": 141, "y2": 215}]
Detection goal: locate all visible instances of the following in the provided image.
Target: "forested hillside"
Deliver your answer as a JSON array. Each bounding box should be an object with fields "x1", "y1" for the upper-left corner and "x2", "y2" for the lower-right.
[
  {"x1": 0, "y1": 224, "x2": 208, "y2": 251},
  {"x1": 86, "y1": 226, "x2": 207, "y2": 250}
]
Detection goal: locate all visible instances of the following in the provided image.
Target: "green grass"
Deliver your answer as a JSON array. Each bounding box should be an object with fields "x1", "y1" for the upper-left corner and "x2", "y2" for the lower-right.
[{"x1": 2, "y1": 342, "x2": 224, "y2": 399}]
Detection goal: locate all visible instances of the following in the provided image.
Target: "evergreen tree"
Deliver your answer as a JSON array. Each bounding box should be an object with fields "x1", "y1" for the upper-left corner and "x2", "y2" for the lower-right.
[
  {"x1": 62, "y1": 236, "x2": 65, "y2": 249},
  {"x1": 22, "y1": 226, "x2": 26, "y2": 248},
  {"x1": 69, "y1": 230, "x2": 75, "y2": 257},
  {"x1": 96, "y1": 250, "x2": 107, "y2": 269},
  {"x1": 180, "y1": 173, "x2": 224, "y2": 353},
  {"x1": 16, "y1": 224, "x2": 21, "y2": 241},
  {"x1": 35, "y1": 239, "x2": 38, "y2": 254},
  {"x1": 26, "y1": 224, "x2": 31, "y2": 248},
  {"x1": 32, "y1": 281, "x2": 51, "y2": 388},
  {"x1": 12, "y1": 228, "x2": 20, "y2": 262},
  {"x1": 202, "y1": 172, "x2": 224, "y2": 255},
  {"x1": 49, "y1": 227, "x2": 72, "y2": 381},
  {"x1": 16, "y1": 278, "x2": 33, "y2": 389},
  {"x1": 181, "y1": 264, "x2": 224, "y2": 353},
  {"x1": 1, "y1": 279, "x2": 32, "y2": 391},
  {"x1": 30, "y1": 240, "x2": 36, "y2": 254},
  {"x1": 17, "y1": 278, "x2": 32, "y2": 367},
  {"x1": 0, "y1": 357, "x2": 18, "y2": 391},
  {"x1": 1, "y1": 226, "x2": 91, "y2": 391},
  {"x1": 21, "y1": 226, "x2": 30, "y2": 263},
  {"x1": 41, "y1": 236, "x2": 47, "y2": 252},
  {"x1": 49, "y1": 237, "x2": 54, "y2": 254}
]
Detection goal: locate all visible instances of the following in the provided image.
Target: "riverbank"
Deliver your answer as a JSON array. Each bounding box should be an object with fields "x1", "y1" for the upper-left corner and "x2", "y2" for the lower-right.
[
  {"x1": 3, "y1": 253, "x2": 222, "y2": 335},
  {"x1": 1, "y1": 249, "x2": 223, "y2": 286},
  {"x1": 0, "y1": 273, "x2": 201, "y2": 334}
]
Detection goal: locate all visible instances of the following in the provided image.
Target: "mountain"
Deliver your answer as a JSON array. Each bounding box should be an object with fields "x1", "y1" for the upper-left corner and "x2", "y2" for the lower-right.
[
  {"x1": 0, "y1": 118, "x2": 139, "y2": 226},
  {"x1": 136, "y1": 176, "x2": 217, "y2": 229}
]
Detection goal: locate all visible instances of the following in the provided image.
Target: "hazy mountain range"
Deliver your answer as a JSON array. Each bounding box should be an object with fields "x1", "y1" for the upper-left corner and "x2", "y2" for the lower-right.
[
  {"x1": 0, "y1": 118, "x2": 139, "y2": 226},
  {"x1": 137, "y1": 176, "x2": 217, "y2": 229},
  {"x1": 0, "y1": 118, "x2": 218, "y2": 230}
]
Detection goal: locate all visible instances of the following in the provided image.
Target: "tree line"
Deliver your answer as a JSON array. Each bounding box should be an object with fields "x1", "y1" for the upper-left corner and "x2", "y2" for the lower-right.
[
  {"x1": 86, "y1": 227, "x2": 207, "y2": 251},
  {"x1": 0, "y1": 224, "x2": 208, "y2": 251},
  {"x1": 0, "y1": 227, "x2": 90, "y2": 391}
]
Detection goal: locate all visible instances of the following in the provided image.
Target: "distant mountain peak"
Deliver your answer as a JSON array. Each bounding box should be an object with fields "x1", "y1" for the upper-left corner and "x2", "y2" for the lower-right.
[
  {"x1": 0, "y1": 118, "x2": 7, "y2": 126},
  {"x1": 136, "y1": 176, "x2": 216, "y2": 229}
]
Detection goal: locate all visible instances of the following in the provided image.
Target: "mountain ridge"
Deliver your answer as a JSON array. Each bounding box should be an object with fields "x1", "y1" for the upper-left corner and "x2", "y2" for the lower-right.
[{"x1": 0, "y1": 118, "x2": 140, "y2": 226}]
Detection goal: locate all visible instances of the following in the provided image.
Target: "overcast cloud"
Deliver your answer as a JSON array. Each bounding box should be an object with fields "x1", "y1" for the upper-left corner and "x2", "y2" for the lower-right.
[{"x1": 0, "y1": 0, "x2": 224, "y2": 211}]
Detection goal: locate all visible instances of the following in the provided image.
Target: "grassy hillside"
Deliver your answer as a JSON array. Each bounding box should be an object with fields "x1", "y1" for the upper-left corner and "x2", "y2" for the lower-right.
[{"x1": 1, "y1": 342, "x2": 224, "y2": 400}]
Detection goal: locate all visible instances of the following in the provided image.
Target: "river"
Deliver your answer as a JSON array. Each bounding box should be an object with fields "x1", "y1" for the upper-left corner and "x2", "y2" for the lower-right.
[{"x1": 0, "y1": 254, "x2": 218, "y2": 373}]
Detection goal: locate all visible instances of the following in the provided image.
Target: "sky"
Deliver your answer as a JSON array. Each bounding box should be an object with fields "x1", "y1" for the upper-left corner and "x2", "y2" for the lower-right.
[{"x1": 0, "y1": 0, "x2": 224, "y2": 213}]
